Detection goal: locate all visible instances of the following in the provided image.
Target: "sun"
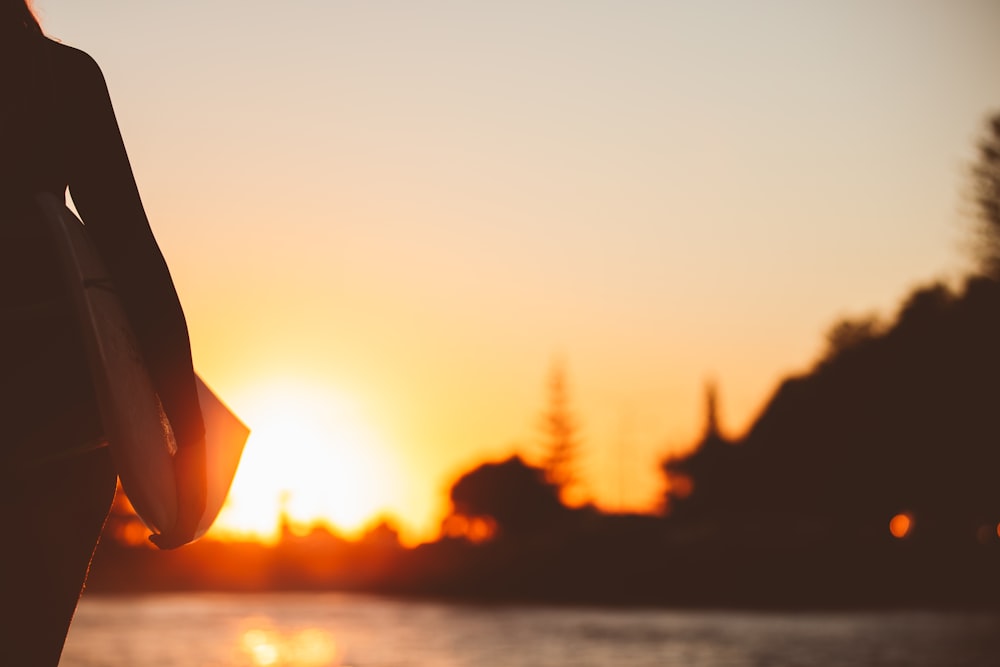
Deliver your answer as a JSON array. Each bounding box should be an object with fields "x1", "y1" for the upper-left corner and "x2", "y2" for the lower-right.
[{"x1": 207, "y1": 378, "x2": 402, "y2": 543}]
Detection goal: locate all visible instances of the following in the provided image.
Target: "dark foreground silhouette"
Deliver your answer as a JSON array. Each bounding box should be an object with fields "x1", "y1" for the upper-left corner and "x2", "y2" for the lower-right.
[{"x1": 2, "y1": 5, "x2": 206, "y2": 664}]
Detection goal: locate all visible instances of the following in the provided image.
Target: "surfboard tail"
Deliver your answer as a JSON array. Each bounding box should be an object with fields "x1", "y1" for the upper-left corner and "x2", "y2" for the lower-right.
[{"x1": 194, "y1": 377, "x2": 249, "y2": 538}]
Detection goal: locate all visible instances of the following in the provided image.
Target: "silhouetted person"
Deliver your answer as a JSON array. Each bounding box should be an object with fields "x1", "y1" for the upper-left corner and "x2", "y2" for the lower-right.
[{"x1": 1, "y1": 2, "x2": 206, "y2": 662}]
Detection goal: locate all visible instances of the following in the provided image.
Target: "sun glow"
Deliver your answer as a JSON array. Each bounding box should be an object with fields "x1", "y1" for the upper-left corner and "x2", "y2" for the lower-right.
[{"x1": 207, "y1": 378, "x2": 403, "y2": 543}]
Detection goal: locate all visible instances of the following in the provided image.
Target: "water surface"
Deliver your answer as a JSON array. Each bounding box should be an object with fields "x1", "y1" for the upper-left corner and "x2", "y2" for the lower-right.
[{"x1": 62, "y1": 593, "x2": 1000, "y2": 667}]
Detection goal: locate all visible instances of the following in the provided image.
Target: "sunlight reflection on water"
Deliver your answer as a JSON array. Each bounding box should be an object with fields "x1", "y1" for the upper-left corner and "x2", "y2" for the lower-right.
[
  {"x1": 240, "y1": 624, "x2": 340, "y2": 666},
  {"x1": 61, "y1": 592, "x2": 1000, "y2": 667}
]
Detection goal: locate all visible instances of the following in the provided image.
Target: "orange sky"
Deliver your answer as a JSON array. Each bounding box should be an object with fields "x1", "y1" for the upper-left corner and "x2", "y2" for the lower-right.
[{"x1": 39, "y1": 0, "x2": 1000, "y2": 543}]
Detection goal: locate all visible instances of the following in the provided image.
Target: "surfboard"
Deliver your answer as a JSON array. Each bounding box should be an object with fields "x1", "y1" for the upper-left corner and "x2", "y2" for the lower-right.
[
  {"x1": 193, "y1": 376, "x2": 248, "y2": 539},
  {"x1": 34, "y1": 193, "x2": 248, "y2": 540}
]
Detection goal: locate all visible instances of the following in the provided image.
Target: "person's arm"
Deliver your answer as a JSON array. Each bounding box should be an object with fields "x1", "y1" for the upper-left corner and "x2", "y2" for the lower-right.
[{"x1": 63, "y1": 48, "x2": 206, "y2": 546}]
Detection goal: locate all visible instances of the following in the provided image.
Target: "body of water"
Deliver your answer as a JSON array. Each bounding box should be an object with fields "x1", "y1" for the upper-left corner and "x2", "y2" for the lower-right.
[{"x1": 61, "y1": 593, "x2": 1000, "y2": 667}]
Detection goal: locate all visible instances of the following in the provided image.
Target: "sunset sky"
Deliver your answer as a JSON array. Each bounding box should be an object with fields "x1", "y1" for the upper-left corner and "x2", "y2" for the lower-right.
[{"x1": 36, "y1": 0, "x2": 1000, "y2": 543}]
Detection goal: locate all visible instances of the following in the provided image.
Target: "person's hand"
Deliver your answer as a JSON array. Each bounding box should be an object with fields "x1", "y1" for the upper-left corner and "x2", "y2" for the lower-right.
[{"x1": 149, "y1": 436, "x2": 207, "y2": 549}]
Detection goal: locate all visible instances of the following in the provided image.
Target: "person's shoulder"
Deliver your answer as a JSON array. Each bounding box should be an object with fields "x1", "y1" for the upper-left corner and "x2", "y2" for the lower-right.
[{"x1": 39, "y1": 37, "x2": 107, "y2": 88}]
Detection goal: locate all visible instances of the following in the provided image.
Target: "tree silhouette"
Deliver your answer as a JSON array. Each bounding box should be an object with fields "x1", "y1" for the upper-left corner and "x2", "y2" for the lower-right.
[
  {"x1": 972, "y1": 113, "x2": 1000, "y2": 278},
  {"x1": 662, "y1": 380, "x2": 736, "y2": 517},
  {"x1": 701, "y1": 379, "x2": 723, "y2": 440},
  {"x1": 822, "y1": 315, "x2": 882, "y2": 362},
  {"x1": 448, "y1": 456, "x2": 566, "y2": 538},
  {"x1": 538, "y1": 361, "x2": 582, "y2": 497}
]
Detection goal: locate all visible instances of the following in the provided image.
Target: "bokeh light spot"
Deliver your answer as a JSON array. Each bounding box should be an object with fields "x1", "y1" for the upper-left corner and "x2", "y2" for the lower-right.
[{"x1": 889, "y1": 513, "x2": 912, "y2": 539}]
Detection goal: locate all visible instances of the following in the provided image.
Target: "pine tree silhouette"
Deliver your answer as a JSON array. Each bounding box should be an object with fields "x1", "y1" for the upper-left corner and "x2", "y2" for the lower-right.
[{"x1": 539, "y1": 361, "x2": 582, "y2": 498}]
